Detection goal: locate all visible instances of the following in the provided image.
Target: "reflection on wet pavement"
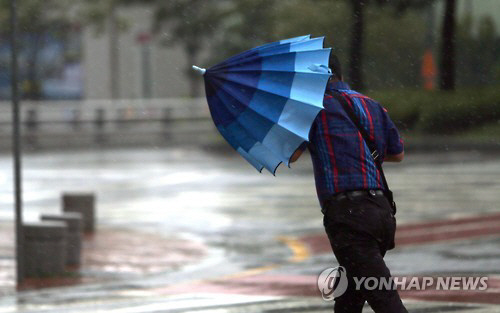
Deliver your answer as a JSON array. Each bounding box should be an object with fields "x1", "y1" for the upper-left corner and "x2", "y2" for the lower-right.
[{"x1": 0, "y1": 147, "x2": 499, "y2": 311}]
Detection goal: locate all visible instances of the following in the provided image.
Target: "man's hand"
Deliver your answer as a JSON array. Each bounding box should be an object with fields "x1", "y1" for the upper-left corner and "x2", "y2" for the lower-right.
[
  {"x1": 289, "y1": 148, "x2": 304, "y2": 163},
  {"x1": 384, "y1": 151, "x2": 404, "y2": 162}
]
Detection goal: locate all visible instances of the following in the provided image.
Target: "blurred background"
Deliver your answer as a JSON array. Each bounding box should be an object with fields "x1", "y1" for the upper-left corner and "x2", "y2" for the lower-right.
[
  {"x1": 0, "y1": 0, "x2": 498, "y2": 150},
  {"x1": 0, "y1": 0, "x2": 500, "y2": 311}
]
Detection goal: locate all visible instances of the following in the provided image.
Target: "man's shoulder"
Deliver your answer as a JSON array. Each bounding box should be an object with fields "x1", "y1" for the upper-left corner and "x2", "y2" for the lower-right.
[
  {"x1": 339, "y1": 89, "x2": 382, "y2": 108},
  {"x1": 341, "y1": 89, "x2": 371, "y2": 100}
]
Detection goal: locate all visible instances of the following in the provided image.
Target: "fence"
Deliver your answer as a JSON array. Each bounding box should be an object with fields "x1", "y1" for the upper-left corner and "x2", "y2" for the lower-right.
[{"x1": 0, "y1": 98, "x2": 218, "y2": 151}]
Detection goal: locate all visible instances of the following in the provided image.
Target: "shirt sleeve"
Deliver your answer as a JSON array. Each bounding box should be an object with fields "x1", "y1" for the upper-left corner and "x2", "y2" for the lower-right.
[
  {"x1": 383, "y1": 109, "x2": 404, "y2": 155},
  {"x1": 307, "y1": 114, "x2": 320, "y2": 152}
]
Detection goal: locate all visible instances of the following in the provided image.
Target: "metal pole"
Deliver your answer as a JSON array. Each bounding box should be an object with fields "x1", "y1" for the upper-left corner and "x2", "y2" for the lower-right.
[
  {"x1": 10, "y1": 0, "x2": 24, "y2": 286},
  {"x1": 141, "y1": 44, "x2": 151, "y2": 99}
]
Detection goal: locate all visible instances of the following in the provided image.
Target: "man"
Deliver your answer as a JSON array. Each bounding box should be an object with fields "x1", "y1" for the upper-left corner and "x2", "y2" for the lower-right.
[{"x1": 291, "y1": 53, "x2": 407, "y2": 313}]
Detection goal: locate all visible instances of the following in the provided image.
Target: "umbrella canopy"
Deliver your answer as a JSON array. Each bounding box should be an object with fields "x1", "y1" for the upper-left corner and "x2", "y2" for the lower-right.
[{"x1": 194, "y1": 35, "x2": 332, "y2": 174}]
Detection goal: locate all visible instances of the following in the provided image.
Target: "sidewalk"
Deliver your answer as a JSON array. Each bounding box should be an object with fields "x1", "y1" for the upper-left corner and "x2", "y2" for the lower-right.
[
  {"x1": 0, "y1": 222, "x2": 206, "y2": 296},
  {"x1": 2, "y1": 292, "x2": 500, "y2": 313},
  {"x1": 1, "y1": 215, "x2": 500, "y2": 312},
  {"x1": 1, "y1": 148, "x2": 499, "y2": 312}
]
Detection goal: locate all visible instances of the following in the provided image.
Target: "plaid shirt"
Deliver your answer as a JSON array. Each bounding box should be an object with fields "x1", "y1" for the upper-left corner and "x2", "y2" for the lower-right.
[{"x1": 308, "y1": 81, "x2": 404, "y2": 209}]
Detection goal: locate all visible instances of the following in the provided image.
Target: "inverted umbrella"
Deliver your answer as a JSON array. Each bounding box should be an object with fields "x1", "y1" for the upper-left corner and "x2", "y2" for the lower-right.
[{"x1": 193, "y1": 35, "x2": 332, "y2": 174}]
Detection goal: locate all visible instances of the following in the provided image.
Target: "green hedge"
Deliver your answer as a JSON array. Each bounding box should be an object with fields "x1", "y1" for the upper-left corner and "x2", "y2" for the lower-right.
[{"x1": 366, "y1": 85, "x2": 500, "y2": 134}]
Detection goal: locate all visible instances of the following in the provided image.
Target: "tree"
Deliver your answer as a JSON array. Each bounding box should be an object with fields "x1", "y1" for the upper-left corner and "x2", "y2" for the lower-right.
[
  {"x1": 210, "y1": 0, "x2": 279, "y2": 62},
  {"x1": 439, "y1": 0, "x2": 456, "y2": 90},
  {"x1": 346, "y1": 0, "x2": 436, "y2": 90},
  {"x1": 363, "y1": 6, "x2": 427, "y2": 89},
  {"x1": 0, "y1": 0, "x2": 76, "y2": 99},
  {"x1": 82, "y1": 0, "x2": 131, "y2": 99},
  {"x1": 348, "y1": 0, "x2": 367, "y2": 90},
  {"x1": 456, "y1": 10, "x2": 499, "y2": 86},
  {"x1": 97, "y1": 0, "x2": 276, "y2": 98},
  {"x1": 272, "y1": 0, "x2": 431, "y2": 89},
  {"x1": 147, "y1": 0, "x2": 229, "y2": 98}
]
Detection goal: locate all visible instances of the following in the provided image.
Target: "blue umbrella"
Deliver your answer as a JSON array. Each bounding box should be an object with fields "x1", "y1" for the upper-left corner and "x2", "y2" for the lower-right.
[{"x1": 193, "y1": 35, "x2": 332, "y2": 174}]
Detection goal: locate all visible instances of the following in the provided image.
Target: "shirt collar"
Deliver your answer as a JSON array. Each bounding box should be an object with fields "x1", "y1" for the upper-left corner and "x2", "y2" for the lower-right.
[{"x1": 327, "y1": 80, "x2": 351, "y2": 91}]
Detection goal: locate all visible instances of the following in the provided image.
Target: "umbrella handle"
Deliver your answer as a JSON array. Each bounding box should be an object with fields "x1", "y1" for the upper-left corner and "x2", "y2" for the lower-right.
[{"x1": 192, "y1": 65, "x2": 206, "y2": 75}]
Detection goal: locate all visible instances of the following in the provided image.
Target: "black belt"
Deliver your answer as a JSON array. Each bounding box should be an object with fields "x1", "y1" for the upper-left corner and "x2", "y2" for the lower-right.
[{"x1": 328, "y1": 189, "x2": 385, "y2": 203}]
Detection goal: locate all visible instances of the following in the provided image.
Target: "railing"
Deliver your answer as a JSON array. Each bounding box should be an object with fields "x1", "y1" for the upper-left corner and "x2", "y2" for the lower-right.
[
  {"x1": 0, "y1": 98, "x2": 219, "y2": 151},
  {"x1": 0, "y1": 98, "x2": 210, "y2": 125}
]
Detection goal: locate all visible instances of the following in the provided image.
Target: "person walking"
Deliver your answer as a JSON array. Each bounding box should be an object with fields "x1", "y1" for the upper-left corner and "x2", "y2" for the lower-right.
[{"x1": 291, "y1": 53, "x2": 408, "y2": 313}]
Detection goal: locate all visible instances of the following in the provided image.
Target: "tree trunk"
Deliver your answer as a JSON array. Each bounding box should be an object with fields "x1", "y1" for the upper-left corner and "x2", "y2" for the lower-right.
[
  {"x1": 26, "y1": 33, "x2": 42, "y2": 100},
  {"x1": 109, "y1": 3, "x2": 120, "y2": 99},
  {"x1": 439, "y1": 0, "x2": 456, "y2": 90},
  {"x1": 348, "y1": 0, "x2": 365, "y2": 90}
]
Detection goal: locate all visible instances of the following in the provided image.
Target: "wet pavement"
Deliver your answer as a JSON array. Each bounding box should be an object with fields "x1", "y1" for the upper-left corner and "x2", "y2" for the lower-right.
[
  {"x1": 0, "y1": 223, "x2": 206, "y2": 294},
  {"x1": 0, "y1": 145, "x2": 499, "y2": 312}
]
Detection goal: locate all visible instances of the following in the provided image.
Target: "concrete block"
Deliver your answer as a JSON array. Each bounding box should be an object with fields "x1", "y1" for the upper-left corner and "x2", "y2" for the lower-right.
[
  {"x1": 23, "y1": 221, "x2": 68, "y2": 277},
  {"x1": 41, "y1": 212, "x2": 83, "y2": 266},
  {"x1": 62, "y1": 193, "x2": 95, "y2": 233}
]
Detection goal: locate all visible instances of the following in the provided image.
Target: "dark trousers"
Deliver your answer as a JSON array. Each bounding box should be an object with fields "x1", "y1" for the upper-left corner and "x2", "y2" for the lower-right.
[{"x1": 323, "y1": 193, "x2": 408, "y2": 313}]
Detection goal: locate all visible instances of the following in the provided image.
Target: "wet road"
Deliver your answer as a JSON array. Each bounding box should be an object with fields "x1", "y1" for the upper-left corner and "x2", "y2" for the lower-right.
[
  {"x1": 1, "y1": 146, "x2": 319, "y2": 282},
  {"x1": 1, "y1": 147, "x2": 499, "y2": 268},
  {"x1": 0, "y1": 146, "x2": 499, "y2": 311}
]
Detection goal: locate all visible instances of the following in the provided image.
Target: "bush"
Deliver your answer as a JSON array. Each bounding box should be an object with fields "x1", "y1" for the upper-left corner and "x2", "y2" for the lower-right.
[
  {"x1": 366, "y1": 85, "x2": 500, "y2": 134},
  {"x1": 366, "y1": 89, "x2": 428, "y2": 132}
]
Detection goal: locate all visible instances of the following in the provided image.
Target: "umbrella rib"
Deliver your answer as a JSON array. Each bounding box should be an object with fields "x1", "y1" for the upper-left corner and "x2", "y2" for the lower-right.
[
  {"x1": 210, "y1": 76, "x2": 312, "y2": 143},
  {"x1": 209, "y1": 82, "x2": 284, "y2": 172},
  {"x1": 210, "y1": 76, "x2": 281, "y2": 132},
  {"x1": 212, "y1": 35, "x2": 312, "y2": 69},
  {"x1": 207, "y1": 82, "x2": 262, "y2": 152},
  {"x1": 210, "y1": 68, "x2": 331, "y2": 76},
  {"x1": 211, "y1": 47, "x2": 329, "y2": 72},
  {"x1": 215, "y1": 123, "x2": 265, "y2": 173},
  {"x1": 209, "y1": 74, "x2": 325, "y2": 136},
  {"x1": 202, "y1": 35, "x2": 333, "y2": 174},
  {"x1": 212, "y1": 36, "x2": 322, "y2": 70}
]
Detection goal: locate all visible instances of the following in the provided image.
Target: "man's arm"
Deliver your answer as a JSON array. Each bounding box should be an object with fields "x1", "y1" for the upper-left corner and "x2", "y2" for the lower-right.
[
  {"x1": 380, "y1": 105, "x2": 404, "y2": 163},
  {"x1": 384, "y1": 151, "x2": 404, "y2": 162}
]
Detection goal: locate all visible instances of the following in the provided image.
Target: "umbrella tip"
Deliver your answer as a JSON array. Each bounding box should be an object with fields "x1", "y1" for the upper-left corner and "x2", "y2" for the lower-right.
[{"x1": 192, "y1": 65, "x2": 206, "y2": 75}]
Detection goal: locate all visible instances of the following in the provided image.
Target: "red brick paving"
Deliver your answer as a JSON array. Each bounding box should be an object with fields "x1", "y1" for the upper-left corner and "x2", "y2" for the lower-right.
[
  {"x1": 155, "y1": 212, "x2": 500, "y2": 305},
  {"x1": 155, "y1": 274, "x2": 500, "y2": 305},
  {"x1": 0, "y1": 223, "x2": 206, "y2": 294},
  {"x1": 155, "y1": 274, "x2": 321, "y2": 297},
  {"x1": 299, "y1": 212, "x2": 500, "y2": 255},
  {"x1": 2, "y1": 212, "x2": 500, "y2": 305}
]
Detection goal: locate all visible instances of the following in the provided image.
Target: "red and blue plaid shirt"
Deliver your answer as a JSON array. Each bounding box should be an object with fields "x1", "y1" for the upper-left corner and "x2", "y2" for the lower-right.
[{"x1": 308, "y1": 81, "x2": 404, "y2": 209}]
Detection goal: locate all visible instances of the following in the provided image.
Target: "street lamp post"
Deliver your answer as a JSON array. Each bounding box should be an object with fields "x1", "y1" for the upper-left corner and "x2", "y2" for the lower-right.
[
  {"x1": 10, "y1": 0, "x2": 24, "y2": 286},
  {"x1": 137, "y1": 32, "x2": 152, "y2": 99}
]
